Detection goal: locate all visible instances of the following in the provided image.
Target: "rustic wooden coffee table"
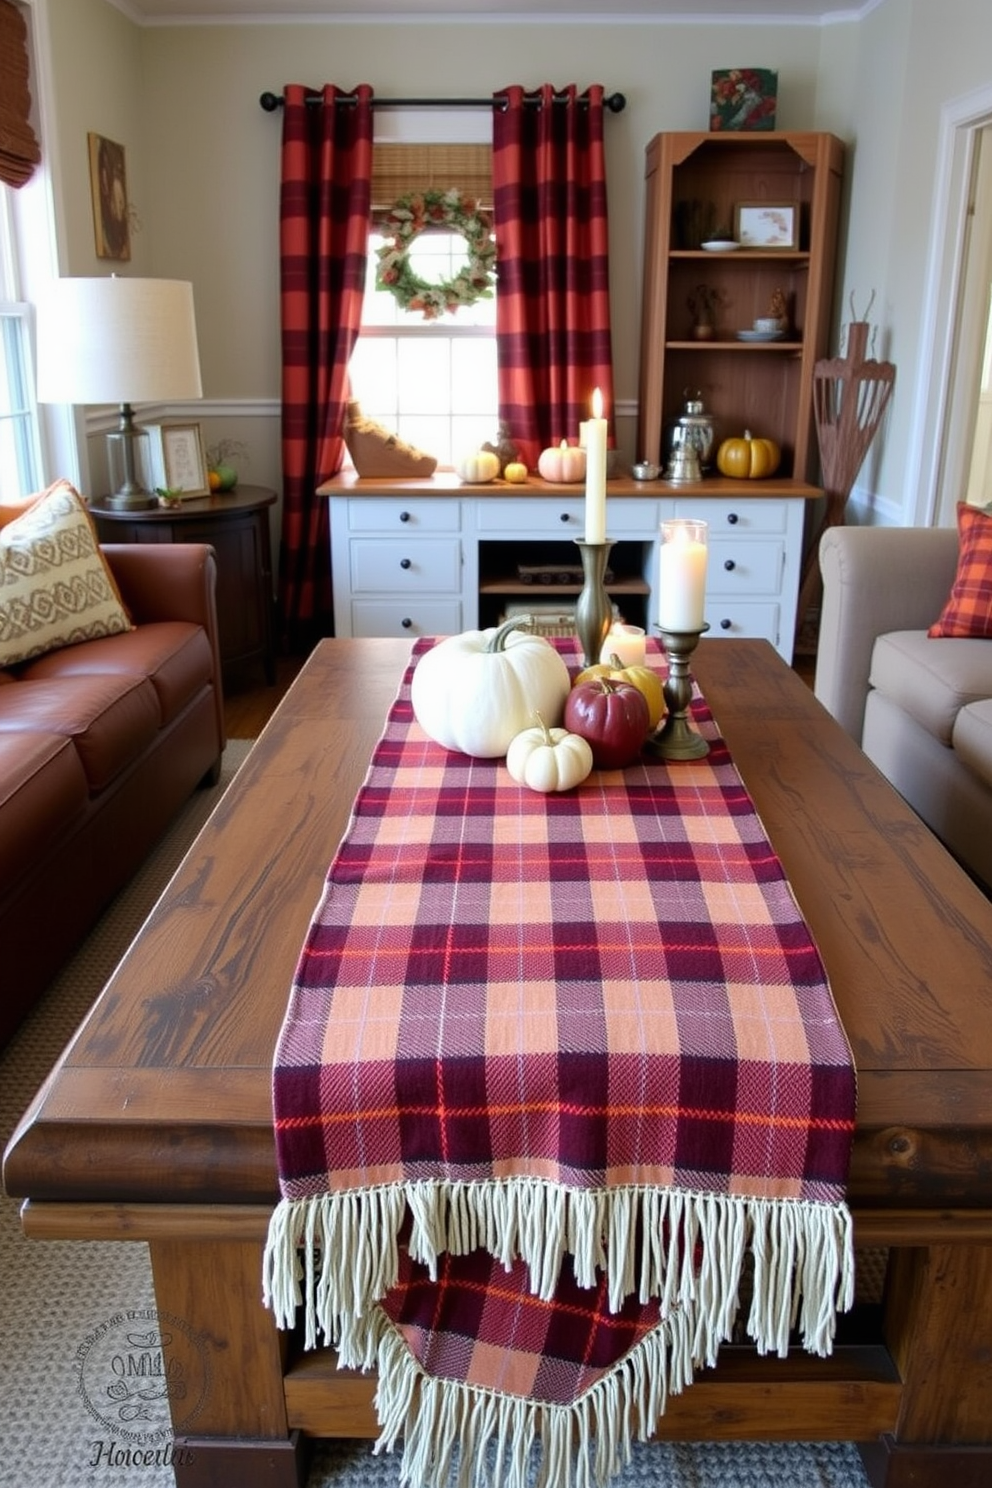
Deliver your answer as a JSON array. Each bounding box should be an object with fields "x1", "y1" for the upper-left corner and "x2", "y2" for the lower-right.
[{"x1": 5, "y1": 639, "x2": 992, "y2": 1488}]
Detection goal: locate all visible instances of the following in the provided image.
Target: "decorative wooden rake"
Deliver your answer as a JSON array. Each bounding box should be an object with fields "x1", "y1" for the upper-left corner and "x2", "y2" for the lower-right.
[{"x1": 796, "y1": 294, "x2": 896, "y2": 643}]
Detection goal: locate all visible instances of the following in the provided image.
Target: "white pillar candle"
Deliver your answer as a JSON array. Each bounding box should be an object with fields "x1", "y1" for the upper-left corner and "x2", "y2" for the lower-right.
[
  {"x1": 600, "y1": 623, "x2": 646, "y2": 668},
  {"x1": 658, "y1": 519, "x2": 708, "y2": 631},
  {"x1": 584, "y1": 388, "x2": 608, "y2": 545}
]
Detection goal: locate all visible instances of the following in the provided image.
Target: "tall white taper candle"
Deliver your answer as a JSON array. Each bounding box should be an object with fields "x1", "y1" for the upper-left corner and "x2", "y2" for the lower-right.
[{"x1": 584, "y1": 387, "x2": 607, "y2": 544}]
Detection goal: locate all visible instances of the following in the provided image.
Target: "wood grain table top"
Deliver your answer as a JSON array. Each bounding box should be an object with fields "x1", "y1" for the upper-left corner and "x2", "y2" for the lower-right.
[{"x1": 6, "y1": 638, "x2": 992, "y2": 1213}]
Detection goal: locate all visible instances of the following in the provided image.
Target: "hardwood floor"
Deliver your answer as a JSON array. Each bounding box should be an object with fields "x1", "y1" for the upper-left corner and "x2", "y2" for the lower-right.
[
  {"x1": 223, "y1": 646, "x2": 818, "y2": 742},
  {"x1": 223, "y1": 654, "x2": 306, "y2": 739}
]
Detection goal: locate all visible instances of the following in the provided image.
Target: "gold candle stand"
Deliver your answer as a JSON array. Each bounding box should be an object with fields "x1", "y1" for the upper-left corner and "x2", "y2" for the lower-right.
[
  {"x1": 573, "y1": 538, "x2": 615, "y2": 668},
  {"x1": 645, "y1": 624, "x2": 710, "y2": 760}
]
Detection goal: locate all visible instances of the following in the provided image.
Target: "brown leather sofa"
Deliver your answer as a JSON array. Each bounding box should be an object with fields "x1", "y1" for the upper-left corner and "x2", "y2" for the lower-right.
[{"x1": 0, "y1": 542, "x2": 225, "y2": 1047}]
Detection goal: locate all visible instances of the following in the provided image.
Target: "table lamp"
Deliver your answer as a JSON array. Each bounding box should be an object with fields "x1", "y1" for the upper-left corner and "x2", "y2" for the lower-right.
[{"x1": 36, "y1": 276, "x2": 203, "y2": 511}]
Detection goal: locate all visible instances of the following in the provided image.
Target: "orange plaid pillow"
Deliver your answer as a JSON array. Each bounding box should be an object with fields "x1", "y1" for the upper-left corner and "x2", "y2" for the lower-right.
[{"x1": 928, "y1": 503, "x2": 992, "y2": 638}]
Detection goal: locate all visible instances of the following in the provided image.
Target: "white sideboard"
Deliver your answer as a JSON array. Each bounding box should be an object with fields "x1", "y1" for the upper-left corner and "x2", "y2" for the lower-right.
[{"x1": 321, "y1": 473, "x2": 820, "y2": 664}]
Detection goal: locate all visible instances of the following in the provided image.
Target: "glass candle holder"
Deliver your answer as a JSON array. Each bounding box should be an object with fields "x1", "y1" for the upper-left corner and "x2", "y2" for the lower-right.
[
  {"x1": 600, "y1": 623, "x2": 646, "y2": 668},
  {"x1": 657, "y1": 519, "x2": 708, "y2": 632}
]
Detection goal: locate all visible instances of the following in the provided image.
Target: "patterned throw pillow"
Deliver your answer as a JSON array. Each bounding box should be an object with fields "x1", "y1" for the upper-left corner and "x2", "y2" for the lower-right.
[
  {"x1": 0, "y1": 479, "x2": 132, "y2": 667},
  {"x1": 928, "y1": 502, "x2": 992, "y2": 638}
]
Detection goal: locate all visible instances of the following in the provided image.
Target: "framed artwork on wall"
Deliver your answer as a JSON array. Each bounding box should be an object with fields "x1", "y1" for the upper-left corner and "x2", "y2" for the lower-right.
[
  {"x1": 144, "y1": 423, "x2": 210, "y2": 498},
  {"x1": 87, "y1": 133, "x2": 131, "y2": 262},
  {"x1": 710, "y1": 69, "x2": 778, "y2": 132},
  {"x1": 734, "y1": 202, "x2": 798, "y2": 250}
]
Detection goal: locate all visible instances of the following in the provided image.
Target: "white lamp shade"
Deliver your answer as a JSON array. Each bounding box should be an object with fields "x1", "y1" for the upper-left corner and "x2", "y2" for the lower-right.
[{"x1": 36, "y1": 276, "x2": 203, "y2": 405}]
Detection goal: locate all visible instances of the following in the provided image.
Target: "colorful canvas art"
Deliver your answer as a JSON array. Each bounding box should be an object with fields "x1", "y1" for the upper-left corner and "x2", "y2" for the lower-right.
[{"x1": 710, "y1": 69, "x2": 778, "y2": 131}]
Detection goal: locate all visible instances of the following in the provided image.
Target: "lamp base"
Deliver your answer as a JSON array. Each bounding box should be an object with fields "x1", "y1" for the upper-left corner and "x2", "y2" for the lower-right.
[
  {"x1": 105, "y1": 406, "x2": 156, "y2": 511},
  {"x1": 102, "y1": 488, "x2": 157, "y2": 512}
]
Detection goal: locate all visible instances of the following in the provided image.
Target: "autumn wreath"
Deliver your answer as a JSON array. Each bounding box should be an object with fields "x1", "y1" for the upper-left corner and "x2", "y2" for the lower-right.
[{"x1": 375, "y1": 189, "x2": 496, "y2": 321}]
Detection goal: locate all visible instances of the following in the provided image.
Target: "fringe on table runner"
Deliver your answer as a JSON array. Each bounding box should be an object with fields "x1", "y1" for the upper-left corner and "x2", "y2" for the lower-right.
[
  {"x1": 262, "y1": 1176, "x2": 855, "y2": 1366},
  {"x1": 367, "y1": 1297, "x2": 697, "y2": 1488}
]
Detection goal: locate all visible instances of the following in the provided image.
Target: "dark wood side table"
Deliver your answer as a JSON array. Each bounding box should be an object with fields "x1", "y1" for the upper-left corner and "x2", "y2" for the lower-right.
[{"x1": 91, "y1": 485, "x2": 277, "y2": 685}]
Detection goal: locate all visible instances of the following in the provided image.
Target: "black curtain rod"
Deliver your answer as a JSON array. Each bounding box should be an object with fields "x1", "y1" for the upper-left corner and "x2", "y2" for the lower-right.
[{"x1": 259, "y1": 89, "x2": 626, "y2": 114}]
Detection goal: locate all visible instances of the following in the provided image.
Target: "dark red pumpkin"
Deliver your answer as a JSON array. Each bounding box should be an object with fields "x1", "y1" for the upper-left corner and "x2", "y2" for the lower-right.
[{"x1": 563, "y1": 677, "x2": 650, "y2": 769}]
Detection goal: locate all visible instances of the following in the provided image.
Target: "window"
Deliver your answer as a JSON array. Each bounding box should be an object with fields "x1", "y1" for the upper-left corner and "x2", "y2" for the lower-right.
[
  {"x1": 347, "y1": 135, "x2": 497, "y2": 469},
  {"x1": 0, "y1": 184, "x2": 43, "y2": 499}
]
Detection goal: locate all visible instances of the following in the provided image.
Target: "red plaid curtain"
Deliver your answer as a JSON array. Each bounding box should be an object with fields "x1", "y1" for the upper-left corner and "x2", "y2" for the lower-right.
[
  {"x1": 492, "y1": 84, "x2": 615, "y2": 470},
  {"x1": 278, "y1": 84, "x2": 373, "y2": 649}
]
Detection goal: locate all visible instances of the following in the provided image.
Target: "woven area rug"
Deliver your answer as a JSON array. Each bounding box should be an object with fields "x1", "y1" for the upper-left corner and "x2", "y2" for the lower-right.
[{"x1": 0, "y1": 735, "x2": 871, "y2": 1488}]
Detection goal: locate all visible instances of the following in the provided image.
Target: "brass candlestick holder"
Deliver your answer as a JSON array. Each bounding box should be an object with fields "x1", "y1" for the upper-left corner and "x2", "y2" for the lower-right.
[
  {"x1": 645, "y1": 623, "x2": 710, "y2": 760},
  {"x1": 573, "y1": 538, "x2": 615, "y2": 668}
]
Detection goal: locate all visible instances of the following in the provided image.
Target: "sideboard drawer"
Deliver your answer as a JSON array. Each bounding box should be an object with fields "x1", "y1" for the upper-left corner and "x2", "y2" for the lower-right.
[
  {"x1": 350, "y1": 539, "x2": 461, "y2": 594},
  {"x1": 707, "y1": 540, "x2": 785, "y2": 596},
  {"x1": 346, "y1": 498, "x2": 461, "y2": 534},
  {"x1": 351, "y1": 599, "x2": 462, "y2": 637},
  {"x1": 707, "y1": 601, "x2": 781, "y2": 643},
  {"x1": 478, "y1": 498, "x2": 585, "y2": 534},
  {"x1": 477, "y1": 498, "x2": 652, "y2": 536},
  {"x1": 672, "y1": 498, "x2": 791, "y2": 536}
]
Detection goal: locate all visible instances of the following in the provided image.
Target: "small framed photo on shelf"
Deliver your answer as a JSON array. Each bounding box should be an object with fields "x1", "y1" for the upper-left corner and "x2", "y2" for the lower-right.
[
  {"x1": 734, "y1": 202, "x2": 798, "y2": 250},
  {"x1": 144, "y1": 423, "x2": 210, "y2": 497}
]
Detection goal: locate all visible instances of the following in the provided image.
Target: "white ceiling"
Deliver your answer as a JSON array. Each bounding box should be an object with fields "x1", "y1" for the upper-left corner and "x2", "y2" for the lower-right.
[{"x1": 111, "y1": 0, "x2": 875, "y2": 24}]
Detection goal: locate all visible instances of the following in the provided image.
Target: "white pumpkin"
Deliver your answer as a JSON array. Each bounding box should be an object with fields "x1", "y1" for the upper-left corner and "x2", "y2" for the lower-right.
[
  {"x1": 411, "y1": 616, "x2": 571, "y2": 758},
  {"x1": 455, "y1": 450, "x2": 501, "y2": 484},
  {"x1": 537, "y1": 441, "x2": 587, "y2": 484},
  {"x1": 506, "y1": 716, "x2": 593, "y2": 792}
]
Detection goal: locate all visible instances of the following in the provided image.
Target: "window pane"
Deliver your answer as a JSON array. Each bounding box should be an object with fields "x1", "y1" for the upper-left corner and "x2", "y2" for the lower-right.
[
  {"x1": 400, "y1": 414, "x2": 451, "y2": 458},
  {"x1": 451, "y1": 416, "x2": 498, "y2": 462},
  {"x1": 350, "y1": 337, "x2": 398, "y2": 415},
  {"x1": 397, "y1": 338, "x2": 450, "y2": 413},
  {"x1": 451, "y1": 339, "x2": 498, "y2": 413},
  {"x1": 0, "y1": 311, "x2": 41, "y2": 497}
]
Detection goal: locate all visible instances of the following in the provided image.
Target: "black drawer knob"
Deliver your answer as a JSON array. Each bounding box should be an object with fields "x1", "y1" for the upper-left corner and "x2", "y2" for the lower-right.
[
  {"x1": 399, "y1": 510, "x2": 411, "y2": 523},
  {"x1": 720, "y1": 618, "x2": 732, "y2": 630},
  {"x1": 724, "y1": 558, "x2": 736, "y2": 571},
  {"x1": 401, "y1": 617, "x2": 412, "y2": 629},
  {"x1": 726, "y1": 512, "x2": 739, "y2": 525},
  {"x1": 560, "y1": 512, "x2": 571, "y2": 523},
  {"x1": 400, "y1": 557, "x2": 412, "y2": 569}
]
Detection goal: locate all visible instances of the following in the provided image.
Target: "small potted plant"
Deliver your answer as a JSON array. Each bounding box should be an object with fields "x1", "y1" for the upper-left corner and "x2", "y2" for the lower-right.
[
  {"x1": 687, "y1": 283, "x2": 720, "y2": 341},
  {"x1": 205, "y1": 439, "x2": 249, "y2": 492}
]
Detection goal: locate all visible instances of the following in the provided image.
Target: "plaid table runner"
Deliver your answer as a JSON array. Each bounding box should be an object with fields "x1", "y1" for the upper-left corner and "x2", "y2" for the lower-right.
[{"x1": 264, "y1": 638, "x2": 856, "y2": 1488}]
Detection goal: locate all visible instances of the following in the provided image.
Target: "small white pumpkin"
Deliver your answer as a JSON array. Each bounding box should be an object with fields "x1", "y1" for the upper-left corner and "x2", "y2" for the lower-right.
[
  {"x1": 506, "y1": 714, "x2": 593, "y2": 793},
  {"x1": 455, "y1": 449, "x2": 501, "y2": 484},
  {"x1": 537, "y1": 441, "x2": 587, "y2": 484},
  {"x1": 411, "y1": 615, "x2": 571, "y2": 758}
]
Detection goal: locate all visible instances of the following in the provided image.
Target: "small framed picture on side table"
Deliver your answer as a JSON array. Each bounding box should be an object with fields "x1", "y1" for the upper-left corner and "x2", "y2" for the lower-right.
[
  {"x1": 734, "y1": 202, "x2": 798, "y2": 250},
  {"x1": 144, "y1": 423, "x2": 210, "y2": 497}
]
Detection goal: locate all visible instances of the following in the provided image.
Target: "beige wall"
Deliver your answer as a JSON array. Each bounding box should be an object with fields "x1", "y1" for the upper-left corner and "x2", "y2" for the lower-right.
[
  {"x1": 829, "y1": 0, "x2": 992, "y2": 521},
  {"x1": 45, "y1": 0, "x2": 147, "y2": 276},
  {"x1": 35, "y1": 0, "x2": 992, "y2": 530}
]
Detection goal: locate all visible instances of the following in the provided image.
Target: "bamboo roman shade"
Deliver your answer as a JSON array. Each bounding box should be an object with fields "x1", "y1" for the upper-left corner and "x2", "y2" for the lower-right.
[
  {"x1": 371, "y1": 143, "x2": 492, "y2": 215},
  {"x1": 0, "y1": 0, "x2": 40, "y2": 189}
]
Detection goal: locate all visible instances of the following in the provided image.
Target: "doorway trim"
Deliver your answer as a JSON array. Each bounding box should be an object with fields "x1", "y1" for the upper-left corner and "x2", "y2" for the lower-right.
[{"x1": 911, "y1": 82, "x2": 992, "y2": 527}]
